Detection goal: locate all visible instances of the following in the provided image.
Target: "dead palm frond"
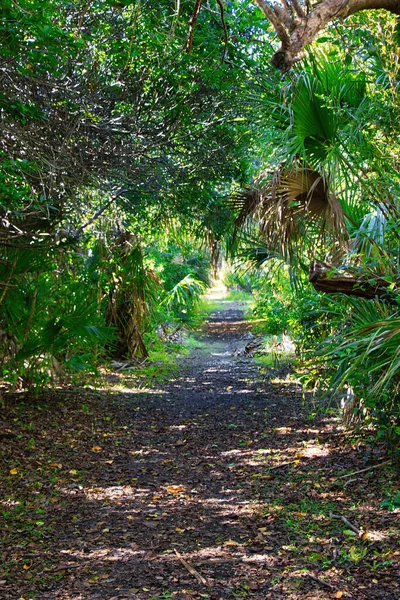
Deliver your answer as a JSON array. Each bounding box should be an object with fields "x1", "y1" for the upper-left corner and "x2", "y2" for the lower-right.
[
  {"x1": 106, "y1": 235, "x2": 159, "y2": 360},
  {"x1": 230, "y1": 165, "x2": 347, "y2": 263},
  {"x1": 230, "y1": 186, "x2": 264, "y2": 233}
]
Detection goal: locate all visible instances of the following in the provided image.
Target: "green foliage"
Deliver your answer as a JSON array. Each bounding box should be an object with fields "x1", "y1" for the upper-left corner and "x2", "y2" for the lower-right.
[
  {"x1": 227, "y1": 11, "x2": 400, "y2": 460},
  {"x1": 316, "y1": 298, "x2": 400, "y2": 456},
  {"x1": 161, "y1": 274, "x2": 208, "y2": 322}
]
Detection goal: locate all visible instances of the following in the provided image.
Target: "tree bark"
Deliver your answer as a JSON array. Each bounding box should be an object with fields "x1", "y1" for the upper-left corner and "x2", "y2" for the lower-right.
[
  {"x1": 252, "y1": 0, "x2": 400, "y2": 71},
  {"x1": 308, "y1": 260, "x2": 397, "y2": 302}
]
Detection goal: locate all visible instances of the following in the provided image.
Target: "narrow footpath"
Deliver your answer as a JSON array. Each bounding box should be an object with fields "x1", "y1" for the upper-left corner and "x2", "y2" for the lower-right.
[{"x1": 1, "y1": 301, "x2": 399, "y2": 600}]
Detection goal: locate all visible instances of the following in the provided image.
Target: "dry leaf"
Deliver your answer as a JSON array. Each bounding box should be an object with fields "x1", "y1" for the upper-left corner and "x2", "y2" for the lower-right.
[
  {"x1": 92, "y1": 445, "x2": 102, "y2": 451},
  {"x1": 223, "y1": 539, "x2": 241, "y2": 547},
  {"x1": 333, "y1": 592, "x2": 344, "y2": 599},
  {"x1": 165, "y1": 485, "x2": 184, "y2": 494}
]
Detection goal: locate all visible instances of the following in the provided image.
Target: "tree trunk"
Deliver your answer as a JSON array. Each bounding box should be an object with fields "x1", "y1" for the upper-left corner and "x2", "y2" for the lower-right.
[{"x1": 308, "y1": 260, "x2": 397, "y2": 302}]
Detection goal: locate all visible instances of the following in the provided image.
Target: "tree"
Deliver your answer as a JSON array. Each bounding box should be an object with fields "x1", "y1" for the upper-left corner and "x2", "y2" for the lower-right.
[{"x1": 252, "y1": 0, "x2": 400, "y2": 71}]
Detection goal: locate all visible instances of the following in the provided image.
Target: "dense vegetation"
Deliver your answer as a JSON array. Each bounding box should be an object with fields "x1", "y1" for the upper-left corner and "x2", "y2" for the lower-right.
[{"x1": 1, "y1": 1, "x2": 399, "y2": 464}]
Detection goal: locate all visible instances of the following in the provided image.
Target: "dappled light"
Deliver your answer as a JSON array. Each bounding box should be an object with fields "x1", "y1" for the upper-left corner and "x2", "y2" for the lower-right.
[
  {"x1": 1, "y1": 3, "x2": 400, "y2": 597},
  {"x1": 3, "y1": 293, "x2": 397, "y2": 597}
]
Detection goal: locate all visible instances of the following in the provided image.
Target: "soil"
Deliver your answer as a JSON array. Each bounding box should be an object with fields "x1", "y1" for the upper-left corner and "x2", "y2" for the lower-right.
[{"x1": 1, "y1": 301, "x2": 399, "y2": 600}]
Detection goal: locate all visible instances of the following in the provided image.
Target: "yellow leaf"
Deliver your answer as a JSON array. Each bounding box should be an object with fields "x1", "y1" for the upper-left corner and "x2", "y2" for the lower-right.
[
  {"x1": 48, "y1": 462, "x2": 62, "y2": 468},
  {"x1": 361, "y1": 531, "x2": 369, "y2": 540},
  {"x1": 9, "y1": 468, "x2": 18, "y2": 475},
  {"x1": 333, "y1": 592, "x2": 344, "y2": 599},
  {"x1": 104, "y1": 460, "x2": 113, "y2": 464},
  {"x1": 23, "y1": 564, "x2": 31, "y2": 570},
  {"x1": 92, "y1": 446, "x2": 102, "y2": 452},
  {"x1": 69, "y1": 469, "x2": 78, "y2": 475},
  {"x1": 126, "y1": 515, "x2": 134, "y2": 520},
  {"x1": 223, "y1": 539, "x2": 241, "y2": 547},
  {"x1": 165, "y1": 485, "x2": 184, "y2": 494},
  {"x1": 175, "y1": 527, "x2": 186, "y2": 533}
]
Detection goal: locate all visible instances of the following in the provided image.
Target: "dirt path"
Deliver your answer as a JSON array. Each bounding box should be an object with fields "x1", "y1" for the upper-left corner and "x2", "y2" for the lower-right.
[{"x1": 1, "y1": 302, "x2": 399, "y2": 599}]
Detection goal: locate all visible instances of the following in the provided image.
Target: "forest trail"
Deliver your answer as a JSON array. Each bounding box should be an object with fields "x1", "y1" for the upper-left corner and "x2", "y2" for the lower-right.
[{"x1": 1, "y1": 297, "x2": 399, "y2": 600}]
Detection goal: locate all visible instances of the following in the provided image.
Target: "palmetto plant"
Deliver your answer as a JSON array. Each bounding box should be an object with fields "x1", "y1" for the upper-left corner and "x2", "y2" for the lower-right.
[
  {"x1": 231, "y1": 165, "x2": 347, "y2": 264},
  {"x1": 105, "y1": 234, "x2": 159, "y2": 360},
  {"x1": 161, "y1": 273, "x2": 208, "y2": 319},
  {"x1": 318, "y1": 298, "x2": 400, "y2": 464},
  {"x1": 232, "y1": 40, "x2": 400, "y2": 454},
  {"x1": 0, "y1": 243, "x2": 114, "y2": 387}
]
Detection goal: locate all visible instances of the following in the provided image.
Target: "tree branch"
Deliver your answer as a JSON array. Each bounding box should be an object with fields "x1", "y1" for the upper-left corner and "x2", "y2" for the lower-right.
[
  {"x1": 186, "y1": 0, "x2": 204, "y2": 52},
  {"x1": 252, "y1": 0, "x2": 400, "y2": 72},
  {"x1": 73, "y1": 188, "x2": 130, "y2": 239},
  {"x1": 308, "y1": 260, "x2": 398, "y2": 304}
]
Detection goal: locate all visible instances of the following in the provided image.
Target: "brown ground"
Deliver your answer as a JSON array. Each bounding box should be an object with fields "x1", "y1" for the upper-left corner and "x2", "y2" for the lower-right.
[{"x1": 1, "y1": 301, "x2": 399, "y2": 600}]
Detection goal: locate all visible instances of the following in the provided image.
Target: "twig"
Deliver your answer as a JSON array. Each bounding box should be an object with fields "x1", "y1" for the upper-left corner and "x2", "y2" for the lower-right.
[
  {"x1": 174, "y1": 548, "x2": 209, "y2": 587},
  {"x1": 307, "y1": 573, "x2": 336, "y2": 590},
  {"x1": 215, "y1": 0, "x2": 228, "y2": 64},
  {"x1": 329, "y1": 512, "x2": 362, "y2": 536},
  {"x1": 339, "y1": 460, "x2": 391, "y2": 479},
  {"x1": 270, "y1": 461, "x2": 291, "y2": 470},
  {"x1": 73, "y1": 188, "x2": 130, "y2": 238}
]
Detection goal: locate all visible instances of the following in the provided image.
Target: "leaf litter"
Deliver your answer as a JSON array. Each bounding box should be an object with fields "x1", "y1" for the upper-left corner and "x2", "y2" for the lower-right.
[{"x1": 0, "y1": 303, "x2": 399, "y2": 599}]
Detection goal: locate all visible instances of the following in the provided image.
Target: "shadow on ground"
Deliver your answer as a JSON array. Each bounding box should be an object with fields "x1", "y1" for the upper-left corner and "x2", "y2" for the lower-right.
[{"x1": 1, "y1": 301, "x2": 399, "y2": 599}]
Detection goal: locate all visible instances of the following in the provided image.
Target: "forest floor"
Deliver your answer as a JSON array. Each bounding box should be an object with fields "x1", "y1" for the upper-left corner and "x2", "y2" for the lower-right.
[{"x1": 1, "y1": 293, "x2": 399, "y2": 600}]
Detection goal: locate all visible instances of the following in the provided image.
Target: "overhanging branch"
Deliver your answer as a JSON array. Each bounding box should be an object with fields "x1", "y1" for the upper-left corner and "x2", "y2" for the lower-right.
[
  {"x1": 252, "y1": 0, "x2": 400, "y2": 71},
  {"x1": 309, "y1": 260, "x2": 398, "y2": 304}
]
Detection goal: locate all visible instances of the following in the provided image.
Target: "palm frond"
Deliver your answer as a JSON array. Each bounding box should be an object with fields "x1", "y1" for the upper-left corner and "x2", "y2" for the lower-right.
[
  {"x1": 322, "y1": 298, "x2": 400, "y2": 396},
  {"x1": 161, "y1": 274, "x2": 207, "y2": 311}
]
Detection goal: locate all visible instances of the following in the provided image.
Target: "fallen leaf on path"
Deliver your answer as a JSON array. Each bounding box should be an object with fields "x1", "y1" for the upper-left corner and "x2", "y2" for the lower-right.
[
  {"x1": 223, "y1": 539, "x2": 241, "y2": 547},
  {"x1": 165, "y1": 485, "x2": 184, "y2": 493}
]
